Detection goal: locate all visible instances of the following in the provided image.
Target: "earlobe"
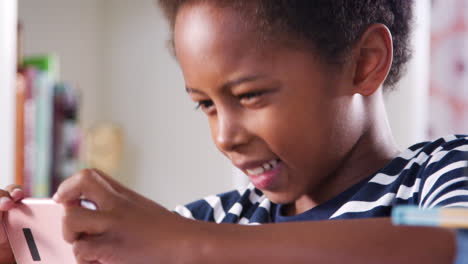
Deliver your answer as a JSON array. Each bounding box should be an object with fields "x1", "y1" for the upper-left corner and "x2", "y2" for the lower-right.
[{"x1": 352, "y1": 24, "x2": 393, "y2": 96}]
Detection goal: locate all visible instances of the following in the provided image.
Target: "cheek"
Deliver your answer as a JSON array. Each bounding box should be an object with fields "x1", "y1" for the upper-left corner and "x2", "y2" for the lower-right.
[
  {"x1": 258, "y1": 101, "x2": 335, "y2": 168},
  {"x1": 252, "y1": 108, "x2": 310, "y2": 152}
]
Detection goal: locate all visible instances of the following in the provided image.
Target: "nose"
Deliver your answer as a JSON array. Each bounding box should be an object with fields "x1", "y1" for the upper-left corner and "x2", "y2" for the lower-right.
[{"x1": 214, "y1": 110, "x2": 249, "y2": 153}]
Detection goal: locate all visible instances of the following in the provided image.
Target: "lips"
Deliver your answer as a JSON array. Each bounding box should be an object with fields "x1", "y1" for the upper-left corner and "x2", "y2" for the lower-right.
[{"x1": 235, "y1": 158, "x2": 283, "y2": 190}]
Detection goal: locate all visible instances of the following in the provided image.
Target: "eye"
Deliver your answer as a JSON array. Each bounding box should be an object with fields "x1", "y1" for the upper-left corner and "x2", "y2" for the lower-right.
[
  {"x1": 238, "y1": 91, "x2": 265, "y2": 103},
  {"x1": 195, "y1": 100, "x2": 214, "y2": 111}
]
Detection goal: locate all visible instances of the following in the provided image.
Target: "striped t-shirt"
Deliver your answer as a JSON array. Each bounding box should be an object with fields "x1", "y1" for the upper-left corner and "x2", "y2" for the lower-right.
[{"x1": 174, "y1": 135, "x2": 468, "y2": 224}]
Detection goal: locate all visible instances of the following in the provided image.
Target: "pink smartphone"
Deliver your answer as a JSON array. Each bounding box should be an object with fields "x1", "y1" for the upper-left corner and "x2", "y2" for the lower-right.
[{"x1": 2, "y1": 198, "x2": 76, "y2": 264}]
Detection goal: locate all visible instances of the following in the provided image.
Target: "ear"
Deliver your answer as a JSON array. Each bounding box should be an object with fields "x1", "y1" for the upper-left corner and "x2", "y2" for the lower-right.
[{"x1": 351, "y1": 24, "x2": 393, "y2": 96}]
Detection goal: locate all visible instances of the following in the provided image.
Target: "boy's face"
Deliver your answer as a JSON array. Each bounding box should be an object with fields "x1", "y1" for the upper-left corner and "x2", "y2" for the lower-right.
[{"x1": 174, "y1": 4, "x2": 361, "y2": 204}]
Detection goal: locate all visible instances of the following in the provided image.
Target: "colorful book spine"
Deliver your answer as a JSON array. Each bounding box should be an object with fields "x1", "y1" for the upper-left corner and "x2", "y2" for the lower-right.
[
  {"x1": 34, "y1": 71, "x2": 54, "y2": 197},
  {"x1": 22, "y1": 67, "x2": 37, "y2": 197},
  {"x1": 15, "y1": 22, "x2": 25, "y2": 189},
  {"x1": 15, "y1": 71, "x2": 26, "y2": 188},
  {"x1": 23, "y1": 55, "x2": 58, "y2": 197},
  {"x1": 51, "y1": 83, "x2": 81, "y2": 194}
]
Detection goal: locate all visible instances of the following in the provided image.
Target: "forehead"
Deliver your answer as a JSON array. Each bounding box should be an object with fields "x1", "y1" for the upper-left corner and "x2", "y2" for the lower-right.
[
  {"x1": 174, "y1": 4, "x2": 260, "y2": 60},
  {"x1": 172, "y1": 3, "x2": 333, "y2": 92},
  {"x1": 173, "y1": 4, "x2": 272, "y2": 85},
  {"x1": 175, "y1": 3, "x2": 249, "y2": 33}
]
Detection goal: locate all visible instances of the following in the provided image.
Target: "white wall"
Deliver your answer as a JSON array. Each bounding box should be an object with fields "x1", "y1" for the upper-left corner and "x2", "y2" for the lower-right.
[
  {"x1": 385, "y1": 0, "x2": 431, "y2": 149},
  {"x1": 0, "y1": 0, "x2": 18, "y2": 186},
  {"x1": 101, "y1": 0, "x2": 233, "y2": 208},
  {"x1": 18, "y1": 0, "x2": 106, "y2": 130}
]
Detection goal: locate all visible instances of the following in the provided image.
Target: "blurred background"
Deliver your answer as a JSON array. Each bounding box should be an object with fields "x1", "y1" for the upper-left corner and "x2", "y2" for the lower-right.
[{"x1": 0, "y1": 0, "x2": 466, "y2": 209}]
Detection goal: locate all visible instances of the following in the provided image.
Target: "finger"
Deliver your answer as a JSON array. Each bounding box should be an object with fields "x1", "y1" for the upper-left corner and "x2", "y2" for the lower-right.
[
  {"x1": 73, "y1": 235, "x2": 109, "y2": 264},
  {"x1": 54, "y1": 169, "x2": 117, "y2": 210},
  {"x1": 4, "y1": 184, "x2": 22, "y2": 193},
  {"x1": 0, "y1": 211, "x2": 15, "y2": 262},
  {"x1": 5, "y1": 184, "x2": 24, "y2": 202},
  {"x1": 0, "y1": 190, "x2": 13, "y2": 211},
  {"x1": 91, "y1": 169, "x2": 128, "y2": 195},
  {"x1": 92, "y1": 169, "x2": 155, "y2": 206},
  {"x1": 62, "y1": 206, "x2": 112, "y2": 244},
  {"x1": 75, "y1": 259, "x2": 102, "y2": 264},
  {"x1": 0, "y1": 241, "x2": 15, "y2": 264},
  {"x1": 0, "y1": 215, "x2": 8, "y2": 244}
]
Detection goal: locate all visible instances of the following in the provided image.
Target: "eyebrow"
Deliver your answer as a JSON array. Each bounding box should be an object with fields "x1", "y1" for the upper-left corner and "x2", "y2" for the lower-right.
[{"x1": 185, "y1": 75, "x2": 266, "y2": 95}]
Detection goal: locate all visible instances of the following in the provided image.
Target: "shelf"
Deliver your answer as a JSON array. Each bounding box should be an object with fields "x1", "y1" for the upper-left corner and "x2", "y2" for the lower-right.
[{"x1": 0, "y1": 0, "x2": 18, "y2": 185}]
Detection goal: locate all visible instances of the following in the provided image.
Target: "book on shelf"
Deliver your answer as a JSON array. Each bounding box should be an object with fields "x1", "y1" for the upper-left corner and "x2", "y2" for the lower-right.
[
  {"x1": 15, "y1": 23, "x2": 25, "y2": 189},
  {"x1": 15, "y1": 71, "x2": 26, "y2": 188},
  {"x1": 22, "y1": 67, "x2": 37, "y2": 196},
  {"x1": 15, "y1": 24, "x2": 82, "y2": 197},
  {"x1": 51, "y1": 82, "x2": 81, "y2": 193},
  {"x1": 23, "y1": 55, "x2": 56, "y2": 197}
]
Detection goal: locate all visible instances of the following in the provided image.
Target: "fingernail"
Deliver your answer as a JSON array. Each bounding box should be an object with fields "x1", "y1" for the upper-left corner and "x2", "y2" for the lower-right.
[
  {"x1": 52, "y1": 192, "x2": 59, "y2": 201},
  {"x1": 11, "y1": 188, "x2": 23, "y2": 199},
  {"x1": 0, "y1": 197, "x2": 12, "y2": 205}
]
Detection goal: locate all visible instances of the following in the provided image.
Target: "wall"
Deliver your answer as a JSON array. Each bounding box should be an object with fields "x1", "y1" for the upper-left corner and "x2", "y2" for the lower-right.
[
  {"x1": 385, "y1": 0, "x2": 431, "y2": 148},
  {"x1": 101, "y1": 0, "x2": 233, "y2": 208},
  {"x1": 18, "y1": 0, "x2": 106, "y2": 131},
  {"x1": 0, "y1": 0, "x2": 18, "y2": 185}
]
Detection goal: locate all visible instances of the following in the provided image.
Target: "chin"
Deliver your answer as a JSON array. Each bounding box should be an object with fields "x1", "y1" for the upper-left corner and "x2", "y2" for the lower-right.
[{"x1": 262, "y1": 190, "x2": 299, "y2": 205}]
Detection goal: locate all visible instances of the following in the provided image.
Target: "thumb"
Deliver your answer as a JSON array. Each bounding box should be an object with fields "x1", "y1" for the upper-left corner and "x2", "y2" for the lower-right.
[
  {"x1": 73, "y1": 235, "x2": 111, "y2": 264},
  {"x1": 0, "y1": 218, "x2": 14, "y2": 264},
  {"x1": 62, "y1": 206, "x2": 112, "y2": 244}
]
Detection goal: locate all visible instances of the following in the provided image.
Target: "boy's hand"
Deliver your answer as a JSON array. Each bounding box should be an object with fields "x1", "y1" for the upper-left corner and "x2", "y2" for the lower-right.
[
  {"x1": 0, "y1": 184, "x2": 25, "y2": 264},
  {"x1": 54, "y1": 169, "x2": 198, "y2": 264}
]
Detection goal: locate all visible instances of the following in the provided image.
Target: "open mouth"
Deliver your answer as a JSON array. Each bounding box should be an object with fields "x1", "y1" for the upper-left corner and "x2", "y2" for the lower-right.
[{"x1": 245, "y1": 159, "x2": 281, "y2": 176}]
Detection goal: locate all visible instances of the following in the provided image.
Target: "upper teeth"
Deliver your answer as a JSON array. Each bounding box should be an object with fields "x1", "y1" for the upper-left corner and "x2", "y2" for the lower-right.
[{"x1": 246, "y1": 159, "x2": 279, "y2": 175}]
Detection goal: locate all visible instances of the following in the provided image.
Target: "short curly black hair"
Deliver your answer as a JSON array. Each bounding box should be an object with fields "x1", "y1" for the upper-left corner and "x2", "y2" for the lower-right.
[{"x1": 158, "y1": 0, "x2": 414, "y2": 90}]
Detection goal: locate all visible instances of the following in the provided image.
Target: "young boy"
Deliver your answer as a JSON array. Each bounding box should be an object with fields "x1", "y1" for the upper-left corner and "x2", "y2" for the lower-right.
[{"x1": 1, "y1": 0, "x2": 467, "y2": 263}]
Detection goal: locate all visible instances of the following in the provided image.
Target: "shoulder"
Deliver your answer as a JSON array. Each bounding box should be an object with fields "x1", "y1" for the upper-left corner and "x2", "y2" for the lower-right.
[
  {"x1": 384, "y1": 134, "x2": 467, "y2": 208},
  {"x1": 414, "y1": 134, "x2": 467, "y2": 161},
  {"x1": 330, "y1": 135, "x2": 467, "y2": 219},
  {"x1": 423, "y1": 134, "x2": 467, "y2": 167},
  {"x1": 365, "y1": 135, "x2": 467, "y2": 188},
  {"x1": 173, "y1": 183, "x2": 273, "y2": 224},
  {"x1": 414, "y1": 135, "x2": 468, "y2": 208},
  {"x1": 387, "y1": 134, "x2": 467, "y2": 178},
  {"x1": 398, "y1": 135, "x2": 468, "y2": 185},
  {"x1": 394, "y1": 134, "x2": 467, "y2": 166}
]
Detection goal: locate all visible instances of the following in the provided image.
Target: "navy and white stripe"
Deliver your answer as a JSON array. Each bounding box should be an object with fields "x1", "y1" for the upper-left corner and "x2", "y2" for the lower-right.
[{"x1": 174, "y1": 135, "x2": 468, "y2": 224}]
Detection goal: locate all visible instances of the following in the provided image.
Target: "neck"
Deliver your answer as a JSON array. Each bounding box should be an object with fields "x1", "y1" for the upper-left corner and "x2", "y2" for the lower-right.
[{"x1": 287, "y1": 90, "x2": 400, "y2": 216}]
